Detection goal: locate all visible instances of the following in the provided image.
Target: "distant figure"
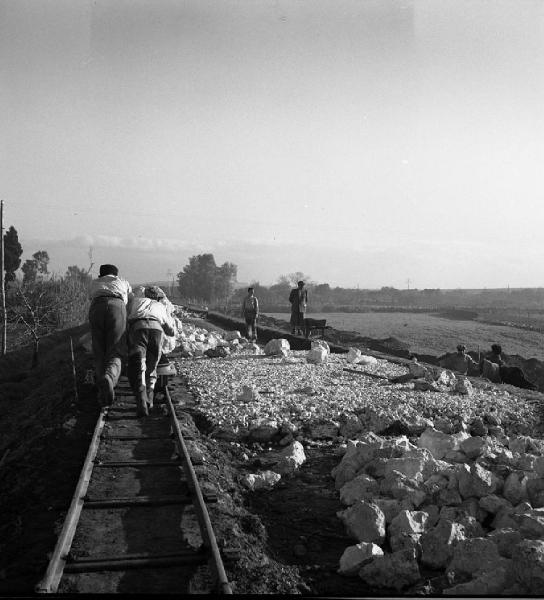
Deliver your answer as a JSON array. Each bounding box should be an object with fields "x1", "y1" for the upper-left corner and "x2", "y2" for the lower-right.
[
  {"x1": 289, "y1": 280, "x2": 308, "y2": 335},
  {"x1": 439, "y1": 344, "x2": 479, "y2": 375},
  {"x1": 127, "y1": 286, "x2": 175, "y2": 417},
  {"x1": 88, "y1": 264, "x2": 132, "y2": 406},
  {"x1": 485, "y1": 344, "x2": 504, "y2": 366},
  {"x1": 241, "y1": 287, "x2": 259, "y2": 342}
]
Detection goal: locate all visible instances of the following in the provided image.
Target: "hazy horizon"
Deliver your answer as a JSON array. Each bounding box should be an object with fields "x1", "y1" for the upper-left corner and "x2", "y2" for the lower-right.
[{"x1": 2, "y1": 1, "x2": 543, "y2": 288}]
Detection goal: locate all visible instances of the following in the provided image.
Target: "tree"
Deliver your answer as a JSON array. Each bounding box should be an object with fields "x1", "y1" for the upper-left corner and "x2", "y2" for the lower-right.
[
  {"x1": 33, "y1": 250, "x2": 50, "y2": 275},
  {"x1": 3, "y1": 226, "x2": 23, "y2": 285},
  {"x1": 177, "y1": 253, "x2": 218, "y2": 303},
  {"x1": 177, "y1": 254, "x2": 239, "y2": 305},
  {"x1": 65, "y1": 265, "x2": 91, "y2": 283},
  {"x1": 22, "y1": 259, "x2": 38, "y2": 284},
  {"x1": 215, "y1": 262, "x2": 238, "y2": 305},
  {"x1": 21, "y1": 250, "x2": 50, "y2": 284}
]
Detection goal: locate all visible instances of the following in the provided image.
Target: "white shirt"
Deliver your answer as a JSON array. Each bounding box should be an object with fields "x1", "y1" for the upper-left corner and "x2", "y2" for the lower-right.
[
  {"x1": 90, "y1": 275, "x2": 132, "y2": 304},
  {"x1": 128, "y1": 297, "x2": 175, "y2": 334}
]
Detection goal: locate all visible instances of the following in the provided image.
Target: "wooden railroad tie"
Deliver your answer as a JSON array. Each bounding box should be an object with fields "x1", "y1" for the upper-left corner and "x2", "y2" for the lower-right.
[
  {"x1": 64, "y1": 548, "x2": 241, "y2": 572},
  {"x1": 83, "y1": 492, "x2": 217, "y2": 508}
]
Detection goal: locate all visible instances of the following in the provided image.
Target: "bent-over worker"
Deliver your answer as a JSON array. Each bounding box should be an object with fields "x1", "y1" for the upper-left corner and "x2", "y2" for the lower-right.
[
  {"x1": 88, "y1": 264, "x2": 132, "y2": 406},
  {"x1": 127, "y1": 286, "x2": 175, "y2": 417}
]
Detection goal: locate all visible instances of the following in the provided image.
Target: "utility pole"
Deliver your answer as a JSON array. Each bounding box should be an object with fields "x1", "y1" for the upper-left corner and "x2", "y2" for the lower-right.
[
  {"x1": 1, "y1": 200, "x2": 6, "y2": 356},
  {"x1": 406, "y1": 278, "x2": 411, "y2": 290}
]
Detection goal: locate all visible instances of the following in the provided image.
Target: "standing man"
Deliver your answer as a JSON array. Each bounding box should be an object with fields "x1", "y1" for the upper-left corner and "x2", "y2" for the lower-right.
[
  {"x1": 89, "y1": 264, "x2": 132, "y2": 406},
  {"x1": 127, "y1": 286, "x2": 175, "y2": 417},
  {"x1": 289, "y1": 280, "x2": 308, "y2": 335},
  {"x1": 241, "y1": 287, "x2": 259, "y2": 342}
]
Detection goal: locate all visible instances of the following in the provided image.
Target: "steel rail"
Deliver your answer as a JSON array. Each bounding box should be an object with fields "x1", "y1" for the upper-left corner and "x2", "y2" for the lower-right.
[
  {"x1": 35, "y1": 407, "x2": 108, "y2": 593},
  {"x1": 164, "y1": 387, "x2": 233, "y2": 595}
]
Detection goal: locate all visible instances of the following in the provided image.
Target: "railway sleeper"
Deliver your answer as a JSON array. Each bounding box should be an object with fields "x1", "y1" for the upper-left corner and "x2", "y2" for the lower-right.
[
  {"x1": 64, "y1": 548, "x2": 241, "y2": 573},
  {"x1": 82, "y1": 492, "x2": 218, "y2": 508}
]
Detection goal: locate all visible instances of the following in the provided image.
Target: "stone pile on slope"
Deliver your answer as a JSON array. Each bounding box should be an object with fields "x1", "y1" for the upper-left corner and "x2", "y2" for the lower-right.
[{"x1": 333, "y1": 427, "x2": 544, "y2": 594}]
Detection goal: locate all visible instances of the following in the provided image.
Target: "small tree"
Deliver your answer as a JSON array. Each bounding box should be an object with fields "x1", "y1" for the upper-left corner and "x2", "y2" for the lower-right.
[{"x1": 3, "y1": 225, "x2": 23, "y2": 286}]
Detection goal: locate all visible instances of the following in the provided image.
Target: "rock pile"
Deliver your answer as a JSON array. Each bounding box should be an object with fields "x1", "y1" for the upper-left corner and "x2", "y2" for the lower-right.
[
  {"x1": 174, "y1": 321, "x2": 263, "y2": 358},
  {"x1": 333, "y1": 427, "x2": 544, "y2": 594}
]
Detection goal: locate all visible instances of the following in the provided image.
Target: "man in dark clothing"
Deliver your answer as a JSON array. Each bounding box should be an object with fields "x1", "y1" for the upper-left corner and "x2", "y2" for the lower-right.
[
  {"x1": 88, "y1": 264, "x2": 132, "y2": 406},
  {"x1": 485, "y1": 344, "x2": 504, "y2": 366},
  {"x1": 241, "y1": 287, "x2": 259, "y2": 341},
  {"x1": 289, "y1": 280, "x2": 308, "y2": 335}
]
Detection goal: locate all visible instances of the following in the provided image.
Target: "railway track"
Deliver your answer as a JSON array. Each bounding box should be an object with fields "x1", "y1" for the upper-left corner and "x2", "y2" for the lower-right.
[{"x1": 36, "y1": 375, "x2": 233, "y2": 594}]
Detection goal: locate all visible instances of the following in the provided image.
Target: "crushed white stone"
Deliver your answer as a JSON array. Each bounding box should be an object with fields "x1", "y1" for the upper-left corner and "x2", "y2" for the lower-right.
[{"x1": 175, "y1": 351, "x2": 541, "y2": 437}]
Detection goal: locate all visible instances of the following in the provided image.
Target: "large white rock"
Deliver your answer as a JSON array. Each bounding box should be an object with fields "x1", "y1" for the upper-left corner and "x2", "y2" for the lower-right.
[
  {"x1": 241, "y1": 470, "x2": 281, "y2": 491},
  {"x1": 358, "y1": 355, "x2": 378, "y2": 366},
  {"x1": 418, "y1": 427, "x2": 465, "y2": 460},
  {"x1": 346, "y1": 347, "x2": 362, "y2": 364},
  {"x1": 457, "y1": 462, "x2": 500, "y2": 499},
  {"x1": 338, "y1": 542, "x2": 384, "y2": 576},
  {"x1": 307, "y1": 346, "x2": 328, "y2": 364},
  {"x1": 380, "y1": 470, "x2": 427, "y2": 507},
  {"x1": 311, "y1": 339, "x2": 330, "y2": 354},
  {"x1": 264, "y1": 338, "x2": 290, "y2": 355},
  {"x1": 274, "y1": 441, "x2": 306, "y2": 475},
  {"x1": 389, "y1": 510, "x2": 430, "y2": 537},
  {"x1": 339, "y1": 474, "x2": 379, "y2": 506},
  {"x1": 337, "y1": 501, "x2": 386, "y2": 544},
  {"x1": 383, "y1": 448, "x2": 439, "y2": 481},
  {"x1": 420, "y1": 519, "x2": 467, "y2": 569},
  {"x1": 332, "y1": 435, "x2": 386, "y2": 489},
  {"x1": 358, "y1": 549, "x2": 420, "y2": 591}
]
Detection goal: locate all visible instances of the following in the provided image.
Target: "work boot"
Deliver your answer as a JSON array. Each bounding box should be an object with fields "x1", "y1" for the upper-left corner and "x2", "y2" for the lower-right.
[
  {"x1": 99, "y1": 375, "x2": 115, "y2": 406},
  {"x1": 136, "y1": 385, "x2": 149, "y2": 417},
  {"x1": 146, "y1": 387, "x2": 154, "y2": 410}
]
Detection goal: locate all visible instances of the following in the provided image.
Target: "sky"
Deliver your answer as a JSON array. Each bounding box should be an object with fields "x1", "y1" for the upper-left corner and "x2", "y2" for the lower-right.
[{"x1": 1, "y1": 0, "x2": 543, "y2": 288}]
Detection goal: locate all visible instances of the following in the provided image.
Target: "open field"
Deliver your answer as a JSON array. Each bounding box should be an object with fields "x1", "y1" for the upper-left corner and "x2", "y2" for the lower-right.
[{"x1": 265, "y1": 312, "x2": 544, "y2": 361}]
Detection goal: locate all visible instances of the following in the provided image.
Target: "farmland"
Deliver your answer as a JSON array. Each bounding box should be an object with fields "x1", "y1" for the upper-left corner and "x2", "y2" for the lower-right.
[{"x1": 265, "y1": 311, "x2": 544, "y2": 361}]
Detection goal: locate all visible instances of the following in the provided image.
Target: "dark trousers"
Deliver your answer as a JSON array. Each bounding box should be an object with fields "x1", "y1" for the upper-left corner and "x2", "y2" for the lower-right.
[
  {"x1": 290, "y1": 311, "x2": 305, "y2": 333},
  {"x1": 88, "y1": 297, "x2": 126, "y2": 385},
  {"x1": 244, "y1": 313, "x2": 257, "y2": 340},
  {"x1": 127, "y1": 326, "x2": 163, "y2": 393}
]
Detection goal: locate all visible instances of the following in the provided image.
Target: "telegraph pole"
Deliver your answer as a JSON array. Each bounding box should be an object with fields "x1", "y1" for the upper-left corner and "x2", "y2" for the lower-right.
[{"x1": 1, "y1": 200, "x2": 6, "y2": 356}]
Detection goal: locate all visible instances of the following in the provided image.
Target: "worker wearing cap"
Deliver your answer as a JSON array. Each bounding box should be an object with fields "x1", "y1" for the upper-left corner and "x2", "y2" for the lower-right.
[
  {"x1": 88, "y1": 264, "x2": 132, "y2": 406},
  {"x1": 127, "y1": 286, "x2": 175, "y2": 417}
]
